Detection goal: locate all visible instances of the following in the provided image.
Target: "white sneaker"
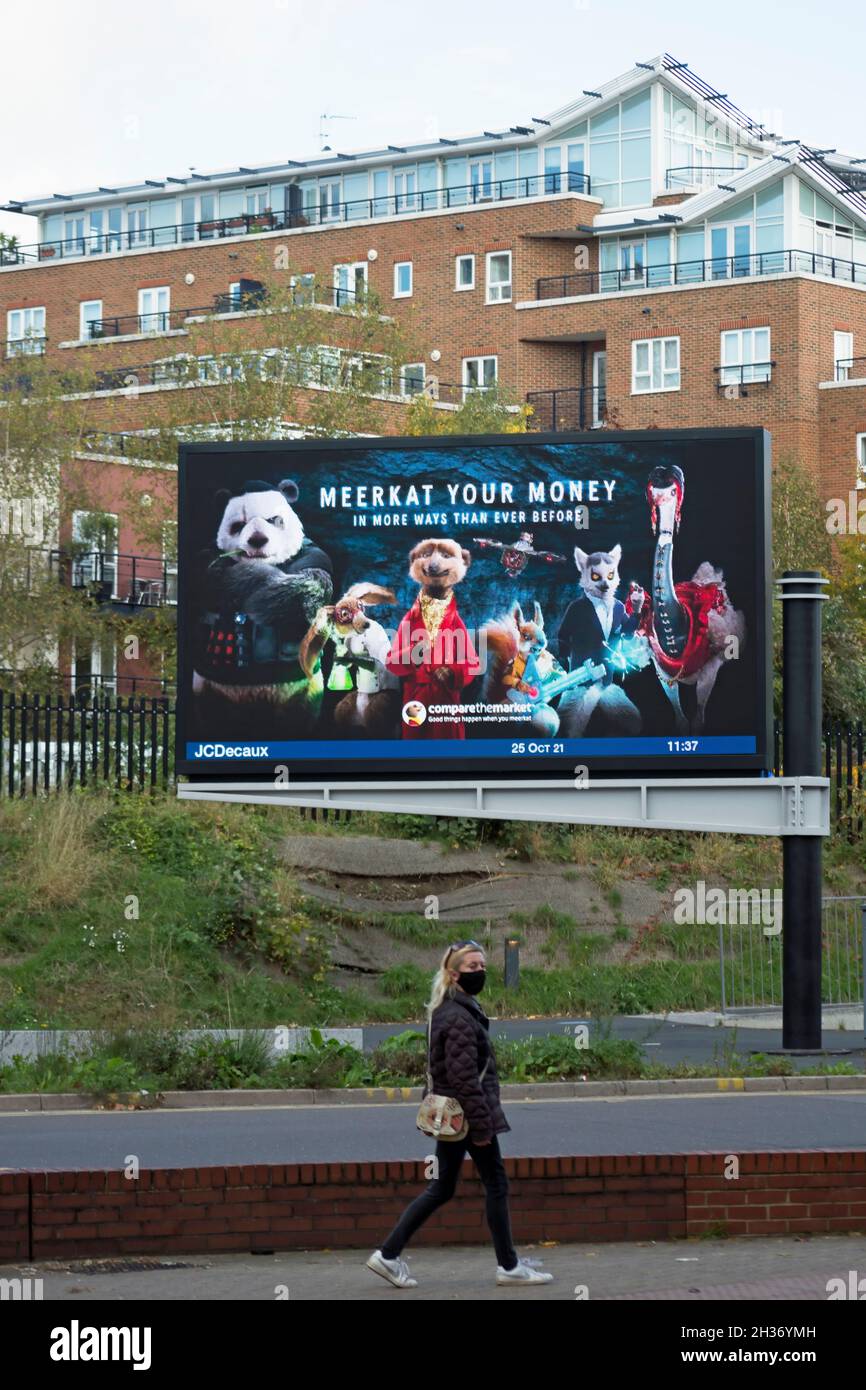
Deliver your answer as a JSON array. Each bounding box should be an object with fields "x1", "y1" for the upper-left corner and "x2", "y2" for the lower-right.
[
  {"x1": 366, "y1": 1249, "x2": 418, "y2": 1288},
  {"x1": 496, "y1": 1259, "x2": 554, "y2": 1285}
]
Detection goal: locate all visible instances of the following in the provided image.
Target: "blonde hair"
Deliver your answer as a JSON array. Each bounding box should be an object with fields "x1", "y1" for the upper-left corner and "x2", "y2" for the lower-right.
[{"x1": 425, "y1": 941, "x2": 486, "y2": 1020}]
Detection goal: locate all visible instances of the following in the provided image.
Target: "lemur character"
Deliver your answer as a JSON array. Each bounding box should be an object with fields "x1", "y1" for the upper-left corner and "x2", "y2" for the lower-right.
[
  {"x1": 192, "y1": 478, "x2": 332, "y2": 737},
  {"x1": 385, "y1": 537, "x2": 480, "y2": 739},
  {"x1": 555, "y1": 545, "x2": 648, "y2": 738}
]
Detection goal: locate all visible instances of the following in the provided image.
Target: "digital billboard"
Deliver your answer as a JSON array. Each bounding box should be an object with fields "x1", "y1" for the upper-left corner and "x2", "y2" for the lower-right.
[{"x1": 176, "y1": 429, "x2": 771, "y2": 781}]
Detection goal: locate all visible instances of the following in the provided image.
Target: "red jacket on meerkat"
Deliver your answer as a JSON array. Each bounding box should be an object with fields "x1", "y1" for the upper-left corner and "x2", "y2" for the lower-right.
[{"x1": 386, "y1": 592, "x2": 480, "y2": 739}]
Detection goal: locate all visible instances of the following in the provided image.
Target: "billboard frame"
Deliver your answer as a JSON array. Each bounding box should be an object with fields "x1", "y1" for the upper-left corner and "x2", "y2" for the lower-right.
[{"x1": 176, "y1": 426, "x2": 773, "y2": 783}]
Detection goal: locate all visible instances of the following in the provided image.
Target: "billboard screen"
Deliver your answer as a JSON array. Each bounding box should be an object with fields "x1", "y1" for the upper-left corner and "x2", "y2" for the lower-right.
[{"x1": 177, "y1": 429, "x2": 771, "y2": 781}]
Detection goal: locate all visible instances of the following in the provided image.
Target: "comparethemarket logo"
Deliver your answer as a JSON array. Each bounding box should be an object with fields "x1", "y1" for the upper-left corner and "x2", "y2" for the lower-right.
[
  {"x1": 50, "y1": 1320, "x2": 151, "y2": 1370},
  {"x1": 192, "y1": 742, "x2": 269, "y2": 758}
]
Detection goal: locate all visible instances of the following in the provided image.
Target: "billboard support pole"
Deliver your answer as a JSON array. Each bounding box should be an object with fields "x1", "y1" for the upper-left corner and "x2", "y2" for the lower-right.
[{"x1": 778, "y1": 570, "x2": 829, "y2": 1050}]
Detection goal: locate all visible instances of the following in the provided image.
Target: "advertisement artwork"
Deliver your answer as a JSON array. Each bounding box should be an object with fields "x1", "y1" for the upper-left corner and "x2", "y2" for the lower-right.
[{"x1": 177, "y1": 429, "x2": 771, "y2": 779}]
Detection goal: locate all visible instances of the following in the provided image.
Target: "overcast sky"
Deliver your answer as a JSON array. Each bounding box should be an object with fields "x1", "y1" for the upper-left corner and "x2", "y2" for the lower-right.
[{"x1": 2, "y1": 0, "x2": 865, "y2": 242}]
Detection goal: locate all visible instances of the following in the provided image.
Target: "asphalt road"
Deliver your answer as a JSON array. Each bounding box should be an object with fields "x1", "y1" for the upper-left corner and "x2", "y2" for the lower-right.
[{"x1": 2, "y1": 1093, "x2": 865, "y2": 1170}]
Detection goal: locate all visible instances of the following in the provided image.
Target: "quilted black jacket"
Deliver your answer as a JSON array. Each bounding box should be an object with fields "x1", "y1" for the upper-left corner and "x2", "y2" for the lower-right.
[{"x1": 427, "y1": 991, "x2": 511, "y2": 1143}]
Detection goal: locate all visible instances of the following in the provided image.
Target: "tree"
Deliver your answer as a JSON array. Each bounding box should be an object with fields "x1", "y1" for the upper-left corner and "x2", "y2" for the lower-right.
[
  {"x1": 1, "y1": 265, "x2": 423, "y2": 689},
  {"x1": 771, "y1": 454, "x2": 866, "y2": 719}
]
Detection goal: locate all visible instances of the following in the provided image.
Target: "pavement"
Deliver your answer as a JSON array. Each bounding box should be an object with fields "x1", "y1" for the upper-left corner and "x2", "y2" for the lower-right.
[{"x1": 3, "y1": 1232, "x2": 866, "y2": 1300}]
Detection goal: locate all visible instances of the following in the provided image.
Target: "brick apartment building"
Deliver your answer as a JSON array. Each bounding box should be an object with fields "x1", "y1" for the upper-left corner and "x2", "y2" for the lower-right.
[{"x1": 2, "y1": 51, "x2": 865, "y2": 693}]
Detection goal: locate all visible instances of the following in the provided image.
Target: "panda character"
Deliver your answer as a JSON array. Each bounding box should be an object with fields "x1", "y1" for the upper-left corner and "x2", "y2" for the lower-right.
[{"x1": 192, "y1": 477, "x2": 333, "y2": 737}]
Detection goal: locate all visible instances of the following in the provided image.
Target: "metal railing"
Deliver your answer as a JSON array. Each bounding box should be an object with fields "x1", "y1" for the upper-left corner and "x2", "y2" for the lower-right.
[
  {"x1": 0, "y1": 690, "x2": 174, "y2": 793},
  {"x1": 3, "y1": 336, "x2": 47, "y2": 358},
  {"x1": 0, "y1": 173, "x2": 592, "y2": 267},
  {"x1": 713, "y1": 361, "x2": 776, "y2": 392},
  {"x1": 14, "y1": 548, "x2": 179, "y2": 606},
  {"x1": 525, "y1": 385, "x2": 607, "y2": 431},
  {"x1": 718, "y1": 897, "x2": 865, "y2": 1011},
  {"x1": 535, "y1": 248, "x2": 866, "y2": 300},
  {"x1": 664, "y1": 165, "x2": 748, "y2": 191},
  {"x1": 834, "y1": 356, "x2": 866, "y2": 380},
  {"x1": 0, "y1": 669, "x2": 175, "y2": 697},
  {"x1": 86, "y1": 288, "x2": 269, "y2": 339}
]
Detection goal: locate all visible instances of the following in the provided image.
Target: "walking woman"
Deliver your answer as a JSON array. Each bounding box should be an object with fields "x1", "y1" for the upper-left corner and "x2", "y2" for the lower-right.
[{"x1": 366, "y1": 940, "x2": 553, "y2": 1288}]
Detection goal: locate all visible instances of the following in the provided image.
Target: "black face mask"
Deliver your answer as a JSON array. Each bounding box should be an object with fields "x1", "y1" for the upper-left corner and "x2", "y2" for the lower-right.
[{"x1": 458, "y1": 969, "x2": 486, "y2": 995}]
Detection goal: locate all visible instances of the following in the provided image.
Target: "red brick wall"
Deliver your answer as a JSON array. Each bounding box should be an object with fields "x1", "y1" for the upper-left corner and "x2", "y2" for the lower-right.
[
  {"x1": 2, "y1": 1151, "x2": 863, "y2": 1261},
  {"x1": 818, "y1": 380, "x2": 866, "y2": 500},
  {"x1": 0, "y1": 195, "x2": 598, "y2": 401}
]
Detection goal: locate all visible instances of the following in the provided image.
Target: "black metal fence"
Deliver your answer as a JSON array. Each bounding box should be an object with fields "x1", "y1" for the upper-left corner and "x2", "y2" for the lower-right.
[
  {"x1": 0, "y1": 691, "x2": 173, "y2": 794},
  {"x1": 0, "y1": 694, "x2": 863, "y2": 838}
]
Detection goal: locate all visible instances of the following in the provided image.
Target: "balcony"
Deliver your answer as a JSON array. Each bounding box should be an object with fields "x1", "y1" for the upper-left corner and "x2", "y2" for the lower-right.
[
  {"x1": 49, "y1": 549, "x2": 177, "y2": 607},
  {"x1": 3, "y1": 336, "x2": 47, "y2": 358},
  {"x1": 526, "y1": 386, "x2": 607, "y2": 431},
  {"x1": 0, "y1": 173, "x2": 593, "y2": 267},
  {"x1": 834, "y1": 356, "x2": 866, "y2": 381},
  {"x1": 713, "y1": 361, "x2": 775, "y2": 395},
  {"x1": 534, "y1": 249, "x2": 866, "y2": 301}
]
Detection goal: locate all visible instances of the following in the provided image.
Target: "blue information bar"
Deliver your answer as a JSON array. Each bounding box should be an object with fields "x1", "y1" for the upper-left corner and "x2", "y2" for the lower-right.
[{"x1": 187, "y1": 736, "x2": 757, "y2": 761}]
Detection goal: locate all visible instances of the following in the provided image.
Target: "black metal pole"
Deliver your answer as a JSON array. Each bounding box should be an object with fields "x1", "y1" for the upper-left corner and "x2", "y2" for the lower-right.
[{"x1": 778, "y1": 570, "x2": 828, "y2": 1050}]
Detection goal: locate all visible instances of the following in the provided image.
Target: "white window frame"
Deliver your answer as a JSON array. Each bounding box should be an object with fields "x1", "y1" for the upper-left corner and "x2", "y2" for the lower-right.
[
  {"x1": 72, "y1": 635, "x2": 116, "y2": 696},
  {"x1": 485, "y1": 250, "x2": 512, "y2": 304},
  {"x1": 469, "y1": 158, "x2": 494, "y2": 201},
  {"x1": 394, "y1": 169, "x2": 417, "y2": 213},
  {"x1": 6, "y1": 306, "x2": 46, "y2": 355},
  {"x1": 462, "y1": 355, "x2": 498, "y2": 395},
  {"x1": 63, "y1": 215, "x2": 86, "y2": 255},
  {"x1": 163, "y1": 521, "x2": 178, "y2": 604},
  {"x1": 592, "y1": 349, "x2": 607, "y2": 427},
  {"x1": 856, "y1": 433, "x2": 866, "y2": 489},
  {"x1": 71, "y1": 509, "x2": 119, "y2": 599},
  {"x1": 834, "y1": 330, "x2": 854, "y2": 382},
  {"x1": 289, "y1": 272, "x2": 315, "y2": 305},
  {"x1": 719, "y1": 327, "x2": 771, "y2": 386},
  {"x1": 333, "y1": 262, "x2": 368, "y2": 308},
  {"x1": 632, "y1": 336, "x2": 681, "y2": 394},
  {"x1": 400, "y1": 363, "x2": 426, "y2": 396},
  {"x1": 245, "y1": 186, "x2": 269, "y2": 215},
  {"x1": 137, "y1": 286, "x2": 170, "y2": 334},
  {"x1": 393, "y1": 261, "x2": 413, "y2": 298},
  {"x1": 319, "y1": 180, "x2": 342, "y2": 221},
  {"x1": 619, "y1": 237, "x2": 647, "y2": 286},
  {"x1": 127, "y1": 203, "x2": 149, "y2": 247},
  {"x1": 455, "y1": 254, "x2": 475, "y2": 290},
  {"x1": 79, "y1": 300, "x2": 103, "y2": 341}
]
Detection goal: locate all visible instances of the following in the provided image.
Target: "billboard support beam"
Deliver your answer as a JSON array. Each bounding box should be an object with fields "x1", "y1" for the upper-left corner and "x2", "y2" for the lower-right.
[
  {"x1": 778, "y1": 571, "x2": 829, "y2": 1050},
  {"x1": 177, "y1": 776, "x2": 829, "y2": 837}
]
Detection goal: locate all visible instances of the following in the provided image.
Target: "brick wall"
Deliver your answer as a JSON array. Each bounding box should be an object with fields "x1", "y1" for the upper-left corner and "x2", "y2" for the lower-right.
[
  {"x1": 0, "y1": 194, "x2": 598, "y2": 400},
  {"x1": 2, "y1": 1151, "x2": 863, "y2": 1261}
]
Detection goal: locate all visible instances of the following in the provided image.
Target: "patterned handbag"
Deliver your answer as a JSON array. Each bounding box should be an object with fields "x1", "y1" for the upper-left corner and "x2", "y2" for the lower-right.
[{"x1": 416, "y1": 1010, "x2": 489, "y2": 1142}]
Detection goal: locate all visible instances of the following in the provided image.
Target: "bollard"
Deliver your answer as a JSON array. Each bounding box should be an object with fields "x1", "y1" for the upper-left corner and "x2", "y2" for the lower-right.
[{"x1": 504, "y1": 937, "x2": 520, "y2": 990}]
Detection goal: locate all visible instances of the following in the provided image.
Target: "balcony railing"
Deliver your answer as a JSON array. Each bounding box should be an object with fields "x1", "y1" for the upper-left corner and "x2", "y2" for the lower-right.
[
  {"x1": 3, "y1": 336, "x2": 47, "y2": 358},
  {"x1": 83, "y1": 282, "x2": 364, "y2": 341},
  {"x1": 0, "y1": 174, "x2": 592, "y2": 267},
  {"x1": 834, "y1": 356, "x2": 866, "y2": 380},
  {"x1": 535, "y1": 249, "x2": 866, "y2": 300},
  {"x1": 713, "y1": 361, "x2": 776, "y2": 394},
  {"x1": 526, "y1": 386, "x2": 607, "y2": 432},
  {"x1": 47, "y1": 549, "x2": 177, "y2": 606},
  {"x1": 664, "y1": 165, "x2": 748, "y2": 191}
]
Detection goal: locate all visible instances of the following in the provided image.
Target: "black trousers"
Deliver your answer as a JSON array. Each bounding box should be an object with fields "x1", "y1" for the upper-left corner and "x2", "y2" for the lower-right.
[{"x1": 380, "y1": 1136, "x2": 519, "y2": 1270}]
